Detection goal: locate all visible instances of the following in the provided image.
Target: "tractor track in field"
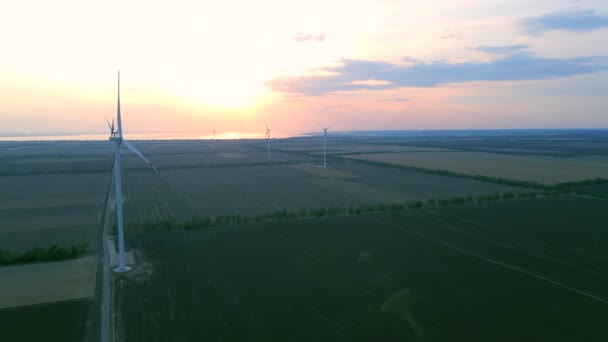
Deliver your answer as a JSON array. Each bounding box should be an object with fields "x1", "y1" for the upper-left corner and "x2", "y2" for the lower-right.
[{"x1": 364, "y1": 215, "x2": 608, "y2": 305}]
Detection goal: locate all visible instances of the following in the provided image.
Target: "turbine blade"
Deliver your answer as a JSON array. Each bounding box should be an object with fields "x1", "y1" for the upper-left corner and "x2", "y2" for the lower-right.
[
  {"x1": 105, "y1": 117, "x2": 113, "y2": 133},
  {"x1": 122, "y1": 139, "x2": 158, "y2": 171},
  {"x1": 117, "y1": 70, "x2": 123, "y2": 137}
]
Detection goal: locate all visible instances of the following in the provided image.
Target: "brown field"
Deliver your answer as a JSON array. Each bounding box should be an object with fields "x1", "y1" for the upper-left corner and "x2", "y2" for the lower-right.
[
  {"x1": 286, "y1": 163, "x2": 359, "y2": 179},
  {"x1": 0, "y1": 256, "x2": 97, "y2": 309},
  {"x1": 347, "y1": 152, "x2": 608, "y2": 184}
]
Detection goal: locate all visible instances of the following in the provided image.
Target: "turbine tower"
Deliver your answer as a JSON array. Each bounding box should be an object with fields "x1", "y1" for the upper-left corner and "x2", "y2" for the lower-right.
[
  {"x1": 265, "y1": 123, "x2": 271, "y2": 159},
  {"x1": 108, "y1": 71, "x2": 157, "y2": 273}
]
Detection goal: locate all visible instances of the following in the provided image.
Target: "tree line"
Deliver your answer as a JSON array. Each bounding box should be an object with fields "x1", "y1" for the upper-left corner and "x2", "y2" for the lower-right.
[
  {"x1": 122, "y1": 190, "x2": 542, "y2": 233},
  {"x1": 0, "y1": 244, "x2": 88, "y2": 266}
]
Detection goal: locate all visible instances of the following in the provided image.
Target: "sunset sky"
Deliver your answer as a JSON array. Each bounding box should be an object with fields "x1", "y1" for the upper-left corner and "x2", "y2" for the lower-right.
[{"x1": 1, "y1": 0, "x2": 607, "y2": 136}]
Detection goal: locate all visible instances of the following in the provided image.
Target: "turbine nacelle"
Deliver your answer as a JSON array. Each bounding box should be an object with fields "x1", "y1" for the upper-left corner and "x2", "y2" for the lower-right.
[
  {"x1": 106, "y1": 117, "x2": 118, "y2": 138},
  {"x1": 264, "y1": 122, "x2": 271, "y2": 139}
]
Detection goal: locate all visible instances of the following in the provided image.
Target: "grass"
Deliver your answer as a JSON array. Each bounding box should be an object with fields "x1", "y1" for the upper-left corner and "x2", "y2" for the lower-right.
[{"x1": 345, "y1": 152, "x2": 608, "y2": 184}]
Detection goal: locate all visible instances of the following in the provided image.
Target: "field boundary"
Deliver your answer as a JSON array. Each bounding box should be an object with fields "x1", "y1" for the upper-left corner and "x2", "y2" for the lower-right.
[
  {"x1": 0, "y1": 160, "x2": 302, "y2": 177},
  {"x1": 123, "y1": 190, "x2": 541, "y2": 234}
]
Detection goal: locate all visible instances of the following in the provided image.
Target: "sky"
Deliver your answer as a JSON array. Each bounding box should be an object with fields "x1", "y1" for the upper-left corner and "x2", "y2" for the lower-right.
[{"x1": 0, "y1": 0, "x2": 607, "y2": 136}]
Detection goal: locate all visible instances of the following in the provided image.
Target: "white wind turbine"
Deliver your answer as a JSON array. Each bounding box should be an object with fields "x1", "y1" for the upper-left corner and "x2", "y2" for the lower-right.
[
  {"x1": 264, "y1": 122, "x2": 271, "y2": 159},
  {"x1": 107, "y1": 71, "x2": 157, "y2": 273},
  {"x1": 320, "y1": 124, "x2": 332, "y2": 168}
]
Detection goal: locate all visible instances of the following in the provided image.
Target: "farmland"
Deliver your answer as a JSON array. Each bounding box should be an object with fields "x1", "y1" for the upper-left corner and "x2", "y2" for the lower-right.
[
  {"x1": 115, "y1": 196, "x2": 608, "y2": 341},
  {"x1": 0, "y1": 172, "x2": 109, "y2": 253},
  {"x1": 120, "y1": 159, "x2": 524, "y2": 228},
  {"x1": 0, "y1": 257, "x2": 98, "y2": 341},
  {"x1": 1, "y1": 130, "x2": 608, "y2": 342},
  {"x1": 346, "y1": 151, "x2": 608, "y2": 184},
  {"x1": 0, "y1": 300, "x2": 93, "y2": 342},
  {"x1": 0, "y1": 142, "x2": 110, "y2": 342}
]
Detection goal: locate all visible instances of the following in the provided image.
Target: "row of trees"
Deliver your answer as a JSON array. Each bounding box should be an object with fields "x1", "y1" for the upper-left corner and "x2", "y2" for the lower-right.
[
  {"x1": 0, "y1": 244, "x2": 88, "y2": 266},
  {"x1": 125, "y1": 190, "x2": 544, "y2": 233},
  {"x1": 336, "y1": 157, "x2": 548, "y2": 189},
  {"x1": 335, "y1": 156, "x2": 608, "y2": 196},
  {"x1": 1, "y1": 159, "x2": 303, "y2": 177}
]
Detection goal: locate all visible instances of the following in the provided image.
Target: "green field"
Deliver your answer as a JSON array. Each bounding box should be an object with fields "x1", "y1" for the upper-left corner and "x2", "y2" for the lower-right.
[
  {"x1": 115, "y1": 196, "x2": 608, "y2": 341},
  {"x1": 0, "y1": 299, "x2": 94, "y2": 342},
  {"x1": 120, "y1": 160, "x2": 524, "y2": 228},
  {"x1": 2, "y1": 133, "x2": 608, "y2": 341},
  {"x1": 347, "y1": 152, "x2": 608, "y2": 184},
  {"x1": 0, "y1": 173, "x2": 109, "y2": 253}
]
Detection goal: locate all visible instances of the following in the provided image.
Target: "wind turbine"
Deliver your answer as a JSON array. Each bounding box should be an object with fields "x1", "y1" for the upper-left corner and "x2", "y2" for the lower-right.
[
  {"x1": 213, "y1": 128, "x2": 216, "y2": 147},
  {"x1": 264, "y1": 122, "x2": 271, "y2": 159},
  {"x1": 108, "y1": 71, "x2": 157, "y2": 273}
]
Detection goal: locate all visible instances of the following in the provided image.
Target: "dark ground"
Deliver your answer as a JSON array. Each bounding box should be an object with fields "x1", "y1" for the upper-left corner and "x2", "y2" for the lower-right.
[
  {"x1": 116, "y1": 196, "x2": 608, "y2": 342},
  {"x1": 0, "y1": 299, "x2": 93, "y2": 342}
]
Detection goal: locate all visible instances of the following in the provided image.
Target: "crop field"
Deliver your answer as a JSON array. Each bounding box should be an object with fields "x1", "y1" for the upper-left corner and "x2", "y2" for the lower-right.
[
  {"x1": 0, "y1": 143, "x2": 106, "y2": 341},
  {"x1": 0, "y1": 299, "x2": 93, "y2": 342},
  {"x1": 0, "y1": 256, "x2": 97, "y2": 309},
  {"x1": 271, "y1": 138, "x2": 451, "y2": 154},
  {"x1": 0, "y1": 256, "x2": 98, "y2": 341},
  {"x1": 575, "y1": 183, "x2": 608, "y2": 195},
  {"x1": 2, "y1": 134, "x2": 606, "y2": 341},
  {"x1": 347, "y1": 152, "x2": 608, "y2": 184},
  {"x1": 0, "y1": 140, "x2": 314, "y2": 174},
  {"x1": 120, "y1": 161, "x2": 524, "y2": 228},
  {"x1": 0, "y1": 172, "x2": 109, "y2": 252},
  {"x1": 354, "y1": 130, "x2": 608, "y2": 157},
  {"x1": 115, "y1": 196, "x2": 608, "y2": 341},
  {"x1": 121, "y1": 149, "x2": 309, "y2": 170}
]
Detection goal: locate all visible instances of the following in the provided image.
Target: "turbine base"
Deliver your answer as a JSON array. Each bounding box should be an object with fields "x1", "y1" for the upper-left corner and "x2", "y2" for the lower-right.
[{"x1": 113, "y1": 265, "x2": 132, "y2": 273}]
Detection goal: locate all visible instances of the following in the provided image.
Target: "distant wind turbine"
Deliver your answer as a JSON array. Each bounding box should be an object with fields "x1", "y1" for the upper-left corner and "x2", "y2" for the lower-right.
[
  {"x1": 264, "y1": 122, "x2": 271, "y2": 159},
  {"x1": 108, "y1": 71, "x2": 157, "y2": 273},
  {"x1": 213, "y1": 128, "x2": 216, "y2": 147},
  {"x1": 320, "y1": 124, "x2": 331, "y2": 168}
]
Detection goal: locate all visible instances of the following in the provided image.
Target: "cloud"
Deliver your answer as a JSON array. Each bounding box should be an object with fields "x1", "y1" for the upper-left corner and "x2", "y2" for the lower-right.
[
  {"x1": 403, "y1": 56, "x2": 423, "y2": 64},
  {"x1": 467, "y1": 45, "x2": 529, "y2": 55},
  {"x1": 378, "y1": 97, "x2": 412, "y2": 102},
  {"x1": 294, "y1": 32, "x2": 327, "y2": 42},
  {"x1": 521, "y1": 9, "x2": 608, "y2": 35},
  {"x1": 439, "y1": 28, "x2": 461, "y2": 40},
  {"x1": 440, "y1": 33, "x2": 459, "y2": 40},
  {"x1": 266, "y1": 54, "x2": 608, "y2": 95}
]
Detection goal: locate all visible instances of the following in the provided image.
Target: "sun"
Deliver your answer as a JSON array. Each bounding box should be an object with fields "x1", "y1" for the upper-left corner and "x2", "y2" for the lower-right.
[
  {"x1": 152, "y1": 52, "x2": 276, "y2": 110},
  {"x1": 188, "y1": 78, "x2": 271, "y2": 109}
]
